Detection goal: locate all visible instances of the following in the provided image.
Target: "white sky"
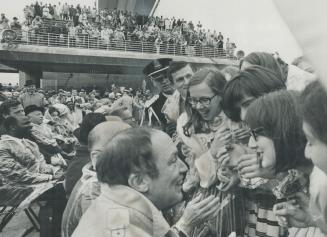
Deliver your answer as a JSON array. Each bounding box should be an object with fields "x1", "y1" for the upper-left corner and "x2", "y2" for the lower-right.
[{"x1": 1, "y1": 0, "x2": 303, "y2": 83}]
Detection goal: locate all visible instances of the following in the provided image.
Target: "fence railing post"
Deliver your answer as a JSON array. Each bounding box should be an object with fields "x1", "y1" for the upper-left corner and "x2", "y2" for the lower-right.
[
  {"x1": 48, "y1": 33, "x2": 50, "y2": 46},
  {"x1": 68, "y1": 34, "x2": 70, "y2": 48}
]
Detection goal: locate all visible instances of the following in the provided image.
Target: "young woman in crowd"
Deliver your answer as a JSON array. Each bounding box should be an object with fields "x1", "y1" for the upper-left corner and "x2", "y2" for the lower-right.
[
  {"x1": 223, "y1": 65, "x2": 286, "y2": 123},
  {"x1": 237, "y1": 90, "x2": 321, "y2": 236},
  {"x1": 239, "y1": 52, "x2": 285, "y2": 83},
  {"x1": 176, "y1": 68, "x2": 247, "y2": 237},
  {"x1": 240, "y1": 52, "x2": 315, "y2": 91},
  {"x1": 273, "y1": 81, "x2": 327, "y2": 234},
  {"x1": 221, "y1": 66, "x2": 287, "y2": 237}
]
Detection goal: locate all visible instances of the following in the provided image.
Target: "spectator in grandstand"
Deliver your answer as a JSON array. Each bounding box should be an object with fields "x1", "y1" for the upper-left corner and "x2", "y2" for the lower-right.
[
  {"x1": 33, "y1": 1, "x2": 42, "y2": 17},
  {"x1": 0, "y1": 15, "x2": 10, "y2": 30},
  {"x1": 64, "y1": 113, "x2": 106, "y2": 197},
  {"x1": 52, "y1": 4, "x2": 60, "y2": 20},
  {"x1": 63, "y1": 3, "x2": 70, "y2": 21},
  {"x1": 10, "y1": 17, "x2": 22, "y2": 31},
  {"x1": 62, "y1": 121, "x2": 130, "y2": 237},
  {"x1": 0, "y1": 13, "x2": 8, "y2": 24},
  {"x1": 31, "y1": 15, "x2": 43, "y2": 33},
  {"x1": 42, "y1": 3, "x2": 52, "y2": 19},
  {"x1": 18, "y1": 80, "x2": 45, "y2": 108}
]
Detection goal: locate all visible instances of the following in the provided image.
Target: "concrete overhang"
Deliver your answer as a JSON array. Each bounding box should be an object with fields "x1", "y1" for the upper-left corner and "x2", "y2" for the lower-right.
[
  {"x1": 0, "y1": 63, "x2": 18, "y2": 73},
  {"x1": 0, "y1": 44, "x2": 238, "y2": 74}
]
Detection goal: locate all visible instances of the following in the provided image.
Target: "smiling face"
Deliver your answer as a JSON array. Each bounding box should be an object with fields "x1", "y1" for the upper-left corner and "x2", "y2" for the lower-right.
[
  {"x1": 189, "y1": 81, "x2": 222, "y2": 121},
  {"x1": 303, "y1": 121, "x2": 327, "y2": 174},
  {"x1": 248, "y1": 132, "x2": 276, "y2": 177},
  {"x1": 152, "y1": 73, "x2": 175, "y2": 95},
  {"x1": 146, "y1": 131, "x2": 187, "y2": 210},
  {"x1": 171, "y1": 64, "x2": 194, "y2": 99}
]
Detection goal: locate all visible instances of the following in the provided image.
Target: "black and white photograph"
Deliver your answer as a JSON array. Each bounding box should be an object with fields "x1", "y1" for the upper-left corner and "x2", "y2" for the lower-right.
[{"x1": 0, "y1": 0, "x2": 327, "y2": 236}]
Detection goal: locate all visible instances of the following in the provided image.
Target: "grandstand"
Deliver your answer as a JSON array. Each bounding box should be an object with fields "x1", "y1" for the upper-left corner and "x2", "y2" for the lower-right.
[{"x1": 0, "y1": 1, "x2": 238, "y2": 89}]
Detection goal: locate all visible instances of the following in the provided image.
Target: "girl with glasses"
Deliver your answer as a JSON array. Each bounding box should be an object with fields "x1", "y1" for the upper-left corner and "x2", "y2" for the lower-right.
[
  {"x1": 175, "y1": 68, "x2": 247, "y2": 237},
  {"x1": 222, "y1": 66, "x2": 289, "y2": 237},
  {"x1": 241, "y1": 90, "x2": 322, "y2": 237}
]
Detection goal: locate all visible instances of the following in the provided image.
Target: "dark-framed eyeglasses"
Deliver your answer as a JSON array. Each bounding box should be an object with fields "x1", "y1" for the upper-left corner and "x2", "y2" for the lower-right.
[
  {"x1": 250, "y1": 127, "x2": 265, "y2": 141},
  {"x1": 188, "y1": 94, "x2": 217, "y2": 107}
]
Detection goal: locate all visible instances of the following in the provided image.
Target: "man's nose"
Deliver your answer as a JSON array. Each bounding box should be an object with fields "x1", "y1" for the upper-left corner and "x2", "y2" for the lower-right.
[
  {"x1": 184, "y1": 77, "x2": 191, "y2": 87},
  {"x1": 178, "y1": 159, "x2": 188, "y2": 173},
  {"x1": 195, "y1": 101, "x2": 203, "y2": 110}
]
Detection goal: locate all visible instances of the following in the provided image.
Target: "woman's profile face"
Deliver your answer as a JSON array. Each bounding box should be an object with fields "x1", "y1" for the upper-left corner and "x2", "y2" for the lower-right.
[
  {"x1": 189, "y1": 81, "x2": 222, "y2": 121},
  {"x1": 303, "y1": 121, "x2": 327, "y2": 174},
  {"x1": 248, "y1": 131, "x2": 276, "y2": 174}
]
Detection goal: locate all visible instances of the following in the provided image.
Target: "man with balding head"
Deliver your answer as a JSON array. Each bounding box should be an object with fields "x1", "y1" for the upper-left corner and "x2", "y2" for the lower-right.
[{"x1": 62, "y1": 121, "x2": 130, "y2": 237}]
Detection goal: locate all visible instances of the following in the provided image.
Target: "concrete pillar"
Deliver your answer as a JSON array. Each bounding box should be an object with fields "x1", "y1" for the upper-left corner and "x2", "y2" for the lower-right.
[{"x1": 19, "y1": 70, "x2": 42, "y2": 89}]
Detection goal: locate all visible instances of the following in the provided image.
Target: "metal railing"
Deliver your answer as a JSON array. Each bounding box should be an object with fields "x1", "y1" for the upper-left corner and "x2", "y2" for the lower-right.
[{"x1": 9, "y1": 31, "x2": 236, "y2": 60}]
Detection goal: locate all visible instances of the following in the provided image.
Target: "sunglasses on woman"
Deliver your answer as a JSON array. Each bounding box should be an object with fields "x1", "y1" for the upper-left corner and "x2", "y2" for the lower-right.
[{"x1": 250, "y1": 127, "x2": 265, "y2": 141}]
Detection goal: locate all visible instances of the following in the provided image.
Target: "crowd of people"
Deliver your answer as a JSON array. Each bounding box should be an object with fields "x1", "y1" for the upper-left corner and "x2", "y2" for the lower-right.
[
  {"x1": 0, "y1": 49, "x2": 327, "y2": 237},
  {"x1": 0, "y1": 2, "x2": 237, "y2": 58}
]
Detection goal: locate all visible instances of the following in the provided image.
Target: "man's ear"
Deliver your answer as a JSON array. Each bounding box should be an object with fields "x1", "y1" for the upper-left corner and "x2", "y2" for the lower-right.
[
  {"x1": 128, "y1": 173, "x2": 150, "y2": 193},
  {"x1": 89, "y1": 150, "x2": 100, "y2": 170}
]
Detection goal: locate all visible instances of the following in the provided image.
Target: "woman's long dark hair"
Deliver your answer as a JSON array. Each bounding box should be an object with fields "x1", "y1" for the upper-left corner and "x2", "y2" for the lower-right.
[
  {"x1": 183, "y1": 68, "x2": 226, "y2": 137},
  {"x1": 245, "y1": 90, "x2": 310, "y2": 173},
  {"x1": 222, "y1": 66, "x2": 286, "y2": 122}
]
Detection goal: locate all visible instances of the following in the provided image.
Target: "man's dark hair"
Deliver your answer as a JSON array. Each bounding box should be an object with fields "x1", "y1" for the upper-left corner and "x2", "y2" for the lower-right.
[
  {"x1": 0, "y1": 99, "x2": 21, "y2": 124},
  {"x1": 24, "y1": 104, "x2": 44, "y2": 115},
  {"x1": 78, "y1": 113, "x2": 106, "y2": 144},
  {"x1": 96, "y1": 127, "x2": 159, "y2": 186},
  {"x1": 168, "y1": 61, "x2": 195, "y2": 75},
  {"x1": 301, "y1": 80, "x2": 327, "y2": 145}
]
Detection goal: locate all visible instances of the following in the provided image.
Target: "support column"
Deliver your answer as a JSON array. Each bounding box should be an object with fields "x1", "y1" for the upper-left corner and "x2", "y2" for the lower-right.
[{"x1": 19, "y1": 70, "x2": 42, "y2": 89}]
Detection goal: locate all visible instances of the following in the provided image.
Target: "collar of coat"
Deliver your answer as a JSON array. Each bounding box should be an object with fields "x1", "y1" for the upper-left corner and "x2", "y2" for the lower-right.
[{"x1": 101, "y1": 184, "x2": 171, "y2": 237}]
